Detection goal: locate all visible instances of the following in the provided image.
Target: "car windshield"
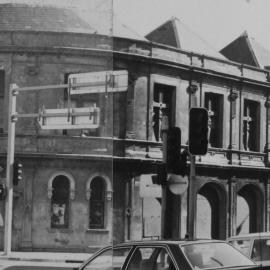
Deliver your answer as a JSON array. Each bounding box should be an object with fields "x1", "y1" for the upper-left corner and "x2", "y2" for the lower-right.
[{"x1": 181, "y1": 242, "x2": 255, "y2": 270}]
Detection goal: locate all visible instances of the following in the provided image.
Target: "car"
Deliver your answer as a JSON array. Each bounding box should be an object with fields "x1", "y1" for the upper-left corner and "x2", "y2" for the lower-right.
[
  {"x1": 228, "y1": 232, "x2": 270, "y2": 266},
  {"x1": 78, "y1": 239, "x2": 258, "y2": 270}
]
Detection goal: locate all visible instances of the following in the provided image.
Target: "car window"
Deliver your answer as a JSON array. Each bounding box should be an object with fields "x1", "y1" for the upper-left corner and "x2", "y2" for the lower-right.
[
  {"x1": 126, "y1": 247, "x2": 176, "y2": 270},
  {"x1": 251, "y1": 239, "x2": 270, "y2": 262},
  {"x1": 113, "y1": 248, "x2": 132, "y2": 270},
  {"x1": 82, "y1": 247, "x2": 131, "y2": 270},
  {"x1": 228, "y1": 239, "x2": 252, "y2": 257},
  {"x1": 181, "y1": 242, "x2": 255, "y2": 270},
  {"x1": 82, "y1": 248, "x2": 112, "y2": 270}
]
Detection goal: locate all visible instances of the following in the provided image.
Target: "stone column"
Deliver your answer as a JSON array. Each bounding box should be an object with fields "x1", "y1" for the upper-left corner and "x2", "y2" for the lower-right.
[
  {"x1": 264, "y1": 100, "x2": 270, "y2": 164},
  {"x1": 228, "y1": 89, "x2": 239, "y2": 164},
  {"x1": 228, "y1": 177, "x2": 237, "y2": 237},
  {"x1": 228, "y1": 90, "x2": 239, "y2": 150}
]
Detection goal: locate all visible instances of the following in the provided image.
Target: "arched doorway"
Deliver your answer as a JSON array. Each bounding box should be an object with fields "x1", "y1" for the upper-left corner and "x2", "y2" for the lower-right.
[
  {"x1": 237, "y1": 184, "x2": 264, "y2": 233},
  {"x1": 197, "y1": 182, "x2": 227, "y2": 239},
  {"x1": 196, "y1": 194, "x2": 211, "y2": 238},
  {"x1": 236, "y1": 196, "x2": 249, "y2": 234}
]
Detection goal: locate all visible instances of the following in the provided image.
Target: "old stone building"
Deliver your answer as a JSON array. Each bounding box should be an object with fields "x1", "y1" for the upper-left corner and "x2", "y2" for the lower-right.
[{"x1": 0, "y1": 4, "x2": 269, "y2": 252}]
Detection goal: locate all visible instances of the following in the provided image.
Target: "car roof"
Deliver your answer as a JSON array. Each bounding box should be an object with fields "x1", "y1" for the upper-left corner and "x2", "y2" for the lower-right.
[
  {"x1": 112, "y1": 239, "x2": 225, "y2": 248},
  {"x1": 228, "y1": 232, "x2": 270, "y2": 239}
]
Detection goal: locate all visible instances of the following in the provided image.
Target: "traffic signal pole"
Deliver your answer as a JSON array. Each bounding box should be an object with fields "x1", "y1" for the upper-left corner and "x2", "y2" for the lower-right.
[
  {"x1": 187, "y1": 155, "x2": 196, "y2": 239},
  {"x1": 4, "y1": 84, "x2": 17, "y2": 255},
  {"x1": 187, "y1": 107, "x2": 208, "y2": 239},
  {"x1": 160, "y1": 115, "x2": 168, "y2": 239}
]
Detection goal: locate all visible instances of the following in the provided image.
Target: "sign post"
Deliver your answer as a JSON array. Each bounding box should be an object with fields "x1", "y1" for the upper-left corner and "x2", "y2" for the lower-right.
[
  {"x1": 3, "y1": 70, "x2": 128, "y2": 254},
  {"x1": 4, "y1": 84, "x2": 17, "y2": 255},
  {"x1": 187, "y1": 155, "x2": 196, "y2": 239},
  {"x1": 187, "y1": 107, "x2": 209, "y2": 239}
]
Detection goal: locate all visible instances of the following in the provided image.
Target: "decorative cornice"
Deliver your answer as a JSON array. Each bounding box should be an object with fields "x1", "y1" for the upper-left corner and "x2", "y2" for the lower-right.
[
  {"x1": 186, "y1": 84, "x2": 198, "y2": 95},
  {"x1": 228, "y1": 91, "x2": 239, "y2": 102},
  {"x1": 265, "y1": 100, "x2": 270, "y2": 108}
]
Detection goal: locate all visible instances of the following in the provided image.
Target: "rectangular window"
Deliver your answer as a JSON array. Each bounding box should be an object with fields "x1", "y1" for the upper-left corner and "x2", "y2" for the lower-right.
[
  {"x1": 243, "y1": 99, "x2": 260, "y2": 151},
  {"x1": 127, "y1": 247, "x2": 176, "y2": 270},
  {"x1": 152, "y1": 83, "x2": 175, "y2": 142},
  {"x1": 204, "y1": 92, "x2": 224, "y2": 148}
]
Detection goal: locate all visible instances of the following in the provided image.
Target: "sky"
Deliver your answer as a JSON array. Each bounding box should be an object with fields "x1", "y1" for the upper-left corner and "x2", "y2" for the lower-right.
[
  {"x1": 113, "y1": 0, "x2": 270, "y2": 51},
  {"x1": 3, "y1": 0, "x2": 270, "y2": 52}
]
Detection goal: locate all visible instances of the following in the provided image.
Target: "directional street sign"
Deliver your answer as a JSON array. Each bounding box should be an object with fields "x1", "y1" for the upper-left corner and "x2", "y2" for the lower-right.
[
  {"x1": 68, "y1": 70, "x2": 128, "y2": 95},
  {"x1": 38, "y1": 106, "x2": 100, "y2": 130}
]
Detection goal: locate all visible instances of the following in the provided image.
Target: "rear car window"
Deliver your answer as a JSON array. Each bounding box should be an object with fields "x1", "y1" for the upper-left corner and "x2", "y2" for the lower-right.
[
  {"x1": 251, "y1": 239, "x2": 270, "y2": 262},
  {"x1": 181, "y1": 242, "x2": 254, "y2": 269}
]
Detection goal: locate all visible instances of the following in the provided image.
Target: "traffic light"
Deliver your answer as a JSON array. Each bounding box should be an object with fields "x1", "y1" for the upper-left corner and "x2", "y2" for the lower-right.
[
  {"x1": 0, "y1": 183, "x2": 6, "y2": 200},
  {"x1": 189, "y1": 107, "x2": 208, "y2": 155},
  {"x1": 13, "y1": 162, "x2": 23, "y2": 186},
  {"x1": 166, "y1": 127, "x2": 181, "y2": 174}
]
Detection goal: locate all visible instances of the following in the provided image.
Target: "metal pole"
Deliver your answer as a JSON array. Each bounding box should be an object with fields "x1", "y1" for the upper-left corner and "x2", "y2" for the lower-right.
[
  {"x1": 4, "y1": 84, "x2": 17, "y2": 255},
  {"x1": 187, "y1": 155, "x2": 196, "y2": 239},
  {"x1": 187, "y1": 85, "x2": 197, "y2": 240},
  {"x1": 161, "y1": 116, "x2": 168, "y2": 239}
]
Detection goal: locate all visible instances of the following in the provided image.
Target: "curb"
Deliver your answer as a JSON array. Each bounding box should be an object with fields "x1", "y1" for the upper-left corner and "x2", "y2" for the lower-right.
[{"x1": 0, "y1": 257, "x2": 84, "y2": 263}]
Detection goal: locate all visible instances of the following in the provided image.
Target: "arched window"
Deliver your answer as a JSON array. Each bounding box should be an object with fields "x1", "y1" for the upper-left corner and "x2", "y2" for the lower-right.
[
  {"x1": 89, "y1": 177, "x2": 106, "y2": 229},
  {"x1": 51, "y1": 175, "x2": 70, "y2": 229}
]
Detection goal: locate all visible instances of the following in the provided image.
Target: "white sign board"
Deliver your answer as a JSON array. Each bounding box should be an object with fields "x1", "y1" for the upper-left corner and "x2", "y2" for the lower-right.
[
  {"x1": 167, "y1": 174, "x2": 188, "y2": 195},
  {"x1": 68, "y1": 70, "x2": 128, "y2": 95},
  {"x1": 38, "y1": 107, "x2": 100, "y2": 130},
  {"x1": 139, "y1": 174, "x2": 162, "y2": 198}
]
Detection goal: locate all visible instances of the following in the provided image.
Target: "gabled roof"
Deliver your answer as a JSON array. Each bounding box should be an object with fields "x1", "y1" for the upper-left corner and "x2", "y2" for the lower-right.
[
  {"x1": 145, "y1": 17, "x2": 225, "y2": 59},
  {"x1": 249, "y1": 36, "x2": 270, "y2": 68},
  {"x1": 113, "y1": 17, "x2": 148, "y2": 41},
  {"x1": 87, "y1": 15, "x2": 148, "y2": 41},
  {"x1": 220, "y1": 31, "x2": 270, "y2": 68}
]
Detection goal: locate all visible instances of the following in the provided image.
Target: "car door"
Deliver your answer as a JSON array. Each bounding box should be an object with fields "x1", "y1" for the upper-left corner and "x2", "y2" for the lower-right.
[{"x1": 79, "y1": 246, "x2": 132, "y2": 270}]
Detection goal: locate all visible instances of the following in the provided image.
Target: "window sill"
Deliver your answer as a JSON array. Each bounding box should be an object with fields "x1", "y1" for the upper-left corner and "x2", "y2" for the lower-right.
[
  {"x1": 86, "y1": 229, "x2": 109, "y2": 233},
  {"x1": 47, "y1": 228, "x2": 73, "y2": 233}
]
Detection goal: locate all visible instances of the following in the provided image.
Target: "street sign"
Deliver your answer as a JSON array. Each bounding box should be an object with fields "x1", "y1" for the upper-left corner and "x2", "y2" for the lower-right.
[
  {"x1": 38, "y1": 106, "x2": 100, "y2": 130},
  {"x1": 167, "y1": 173, "x2": 188, "y2": 195},
  {"x1": 68, "y1": 70, "x2": 128, "y2": 95}
]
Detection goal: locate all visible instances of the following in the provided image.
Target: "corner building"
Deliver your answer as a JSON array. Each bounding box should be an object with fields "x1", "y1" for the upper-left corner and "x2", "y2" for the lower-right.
[{"x1": 0, "y1": 4, "x2": 269, "y2": 251}]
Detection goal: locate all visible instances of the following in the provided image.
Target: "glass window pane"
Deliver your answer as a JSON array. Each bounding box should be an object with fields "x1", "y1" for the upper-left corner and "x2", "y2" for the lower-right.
[
  {"x1": 89, "y1": 177, "x2": 105, "y2": 229},
  {"x1": 127, "y1": 247, "x2": 175, "y2": 270},
  {"x1": 51, "y1": 176, "x2": 70, "y2": 228},
  {"x1": 83, "y1": 248, "x2": 112, "y2": 270},
  {"x1": 252, "y1": 239, "x2": 270, "y2": 261},
  {"x1": 113, "y1": 248, "x2": 132, "y2": 270},
  {"x1": 181, "y1": 242, "x2": 254, "y2": 269},
  {"x1": 229, "y1": 239, "x2": 252, "y2": 257}
]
